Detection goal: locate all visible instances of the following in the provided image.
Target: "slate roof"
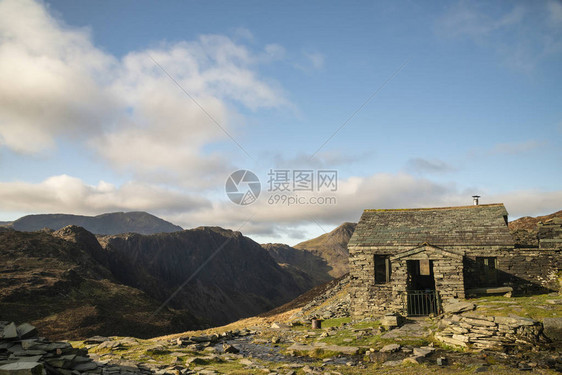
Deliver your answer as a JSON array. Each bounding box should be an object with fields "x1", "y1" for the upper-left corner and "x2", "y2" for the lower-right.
[{"x1": 348, "y1": 203, "x2": 514, "y2": 248}]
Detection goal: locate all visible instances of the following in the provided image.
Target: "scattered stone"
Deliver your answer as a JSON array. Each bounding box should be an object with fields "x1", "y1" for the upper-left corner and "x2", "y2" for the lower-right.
[
  {"x1": 542, "y1": 318, "x2": 562, "y2": 342},
  {"x1": 239, "y1": 358, "x2": 254, "y2": 366},
  {"x1": 15, "y1": 325, "x2": 36, "y2": 340},
  {"x1": 403, "y1": 356, "x2": 422, "y2": 364},
  {"x1": 2, "y1": 323, "x2": 18, "y2": 340},
  {"x1": 442, "y1": 300, "x2": 475, "y2": 314},
  {"x1": 83, "y1": 336, "x2": 110, "y2": 344},
  {"x1": 73, "y1": 361, "x2": 98, "y2": 371},
  {"x1": 0, "y1": 361, "x2": 44, "y2": 375},
  {"x1": 380, "y1": 344, "x2": 400, "y2": 353},
  {"x1": 380, "y1": 313, "x2": 401, "y2": 328},
  {"x1": 382, "y1": 360, "x2": 402, "y2": 367},
  {"x1": 222, "y1": 343, "x2": 239, "y2": 354},
  {"x1": 413, "y1": 346, "x2": 435, "y2": 357},
  {"x1": 185, "y1": 357, "x2": 207, "y2": 366},
  {"x1": 270, "y1": 323, "x2": 289, "y2": 330},
  {"x1": 436, "y1": 357, "x2": 448, "y2": 366}
]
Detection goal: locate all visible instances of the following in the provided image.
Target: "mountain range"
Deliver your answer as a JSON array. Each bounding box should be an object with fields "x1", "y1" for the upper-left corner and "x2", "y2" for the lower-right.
[
  {"x1": 0, "y1": 221, "x2": 327, "y2": 339},
  {"x1": 2, "y1": 209, "x2": 559, "y2": 341},
  {"x1": 9, "y1": 212, "x2": 183, "y2": 235}
]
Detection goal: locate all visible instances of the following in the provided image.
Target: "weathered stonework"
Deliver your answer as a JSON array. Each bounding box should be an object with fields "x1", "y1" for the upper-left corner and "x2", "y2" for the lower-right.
[
  {"x1": 349, "y1": 204, "x2": 562, "y2": 318},
  {"x1": 435, "y1": 309, "x2": 548, "y2": 350}
]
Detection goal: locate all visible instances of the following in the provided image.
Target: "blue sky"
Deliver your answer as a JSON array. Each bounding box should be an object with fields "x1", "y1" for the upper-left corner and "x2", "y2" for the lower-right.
[{"x1": 0, "y1": 0, "x2": 561, "y2": 244}]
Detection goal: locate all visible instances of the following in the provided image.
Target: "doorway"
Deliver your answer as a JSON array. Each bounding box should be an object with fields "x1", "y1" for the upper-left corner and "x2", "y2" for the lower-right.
[{"x1": 406, "y1": 259, "x2": 438, "y2": 316}]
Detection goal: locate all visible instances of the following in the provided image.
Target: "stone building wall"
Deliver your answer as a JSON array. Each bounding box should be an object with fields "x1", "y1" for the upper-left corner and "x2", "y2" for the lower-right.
[
  {"x1": 348, "y1": 205, "x2": 561, "y2": 319},
  {"x1": 350, "y1": 245, "x2": 468, "y2": 318},
  {"x1": 349, "y1": 249, "x2": 396, "y2": 317},
  {"x1": 463, "y1": 247, "x2": 561, "y2": 294},
  {"x1": 350, "y1": 244, "x2": 560, "y2": 318}
]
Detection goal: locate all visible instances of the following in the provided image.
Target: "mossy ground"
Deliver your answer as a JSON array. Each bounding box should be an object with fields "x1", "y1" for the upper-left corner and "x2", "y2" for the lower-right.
[
  {"x1": 68, "y1": 294, "x2": 561, "y2": 375},
  {"x1": 470, "y1": 293, "x2": 562, "y2": 320}
]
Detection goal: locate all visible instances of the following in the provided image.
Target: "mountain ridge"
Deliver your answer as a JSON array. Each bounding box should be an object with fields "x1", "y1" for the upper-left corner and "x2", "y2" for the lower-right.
[
  {"x1": 11, "y1": 211, "x2": 183, "y2": 235},
  {"x1": 293, "y1": 222, "x2": 357, "y2": 277}
]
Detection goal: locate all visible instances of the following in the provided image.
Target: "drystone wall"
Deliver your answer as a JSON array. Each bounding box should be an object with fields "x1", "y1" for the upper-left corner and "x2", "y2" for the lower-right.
[
  {"x1": 0, "y1": 321, "x2": 153, "y2": 375},
  {"x1": 435, "y1": 305, "x2": 549, "y2": 350}
]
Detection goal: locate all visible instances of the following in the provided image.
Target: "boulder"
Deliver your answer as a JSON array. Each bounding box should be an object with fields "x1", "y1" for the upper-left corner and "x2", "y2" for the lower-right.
[
  {"x1": 380, "y1": 313, "x2": 401, "y2": 328},
  {"x1": 16, "y1": 324, "x2": 37, "y2": 340},
  {"x1": 542, "y1": 318, "x2": 562, "y2": 342},
  {"x1": 319, "y1": 344, "x2": 358, "y2": 355},
  {"x1": 222, "y1": 344, "x2": 239, "y2": 354},
  {"x1": 442, "y1": 300, "x2": 475, "y2": 314},
  {"x1": 403, "y1": 356, "x2": 423, "y2": 364},
  {"x1": 379, "y1": 344, "x2": 400, "y2": 353},
  {"x1": 2, "y1": 323, "x2": 18, "y2": 340},
  {"x1": 0, "y1": 362, "x2": 44, "y2": 375},
  {"x1": 413, "y1": 346, "x2": 435, "y2": 357}
]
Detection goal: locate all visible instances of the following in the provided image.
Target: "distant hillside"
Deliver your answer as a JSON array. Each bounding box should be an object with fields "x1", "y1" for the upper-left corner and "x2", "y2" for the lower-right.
[
  {"x1": 97, "y1": 227, "x2": 316, "y2": 326},
  {"x1": 261, "y1": 243, "x2": 333, "y2": 286},
  {"x1": 1, "y1": 224, "x2": 322, "y2": 339},
  {"x1": 509, "y1": 210, "x2": 562, "y2": 247},
  {"x1": 12, "y1": 212, "x2": 182, "y2": 235},
  {"x1": 293, "y1": 222, "x2": 356, "y2": 278},
  {"x1": 509, "y1": 210, "x2": 562, "y2": 231},
  {"x1": 0, "y1": 227, "x2": 199, "y2": 340}
]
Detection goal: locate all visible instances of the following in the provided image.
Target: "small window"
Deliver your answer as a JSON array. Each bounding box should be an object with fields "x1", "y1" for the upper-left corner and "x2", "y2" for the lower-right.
[
  {"x1": 374, "y1": 255, "x2": 391, "y2": 284},
  {"x1": 477, "y1": 257, "x2": 496, "y2": 270},
  {"x1": 476, "y1": 256, "x2": 498, "y2": 286}
]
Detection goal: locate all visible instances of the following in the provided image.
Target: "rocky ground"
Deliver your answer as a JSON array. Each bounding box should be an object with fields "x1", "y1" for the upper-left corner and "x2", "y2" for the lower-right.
[{"x1": 3, "y1": 290, "x2": 561, "y2": 375}]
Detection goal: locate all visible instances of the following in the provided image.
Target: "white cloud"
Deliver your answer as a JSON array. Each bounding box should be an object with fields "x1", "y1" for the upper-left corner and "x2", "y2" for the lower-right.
[
  {"x1": 487, "y1": 189, "x2": 562, "y2": 219},
  {"x1": 0, "y1": 175, "x2": 210, "y2": 215},
  {"x1": 437, "y1": 2, "x2": 524, "y2": 39},
  {"x1": 168, "y1": 171, "x2": 562, "y2": 239},
  {"x1": 435, "y1": 1, "x2": 562, "y2": 72},
  {"x1": 0, "y1": 0, "x2": 290, "y2": 188},
  {"x1": 2, "y1": 172, "x2": 561, "y2": 242},
  {"x1": 0, "y1": 0, "x2": 119, "y2": 154},
  {"x1": 303, "y1": 51, "x2": 325, "y2": 70}
]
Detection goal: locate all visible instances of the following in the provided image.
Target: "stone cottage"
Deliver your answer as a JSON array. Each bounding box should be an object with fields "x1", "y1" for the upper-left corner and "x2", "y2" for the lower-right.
[{"x1": 348, "y1": 203, "x2": 561, "y2": 318}]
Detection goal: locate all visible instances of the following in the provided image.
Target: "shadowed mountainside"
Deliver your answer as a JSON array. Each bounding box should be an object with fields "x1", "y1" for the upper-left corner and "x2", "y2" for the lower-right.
[
  {"x1": 261, "y1": 243, "x2": 333, "y2": 286},
  {"x1": 293, "y1": 222, "x2": 356, "y2": 278},
  {"x1": 12, "y1": 212, "x2": 182, "y2": 235},
  {"x1": 0, "y1": 225, "x2": 321, "y2": 339},
  {"x1": 97, "y1": 227, "x2": 317, "y2": 327},
  {"x1": 0, "y1": 227, "x2": 199, "y2": 340}
]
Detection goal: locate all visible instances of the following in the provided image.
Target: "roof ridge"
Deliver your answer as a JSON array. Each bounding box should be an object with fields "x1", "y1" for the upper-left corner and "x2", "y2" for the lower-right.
[{"x1": 364, "y1": 203, "x2": 505, "y2": 212}]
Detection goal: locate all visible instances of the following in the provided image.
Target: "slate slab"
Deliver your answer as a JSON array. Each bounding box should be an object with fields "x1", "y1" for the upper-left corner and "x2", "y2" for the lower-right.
[
  {"x1": 0, "y1": 362, "x2": 44, "y2": 375},
  {"x1": 1, "y1": 325, "x2": 17, "y2": 341},
  {"x1": 542, "y1": 318, "x2": 562, "y2": 342}
]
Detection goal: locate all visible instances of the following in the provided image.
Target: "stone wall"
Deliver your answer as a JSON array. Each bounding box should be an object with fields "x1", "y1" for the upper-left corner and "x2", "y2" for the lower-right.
[
  {"x1": 349, "y1": 249, "x2": 396, "y2": 317},
  {"x1": 538, "y1": 219, "x2": 562, "y2": 250},
  {"x1": 350, "y1": 245, "x2": 501, "y2": 318},
  {"x1": 0, "y1": 321, "x2": 154, "y2": 375},
  {"x1": 464, "y1": 248, "x2": 561, "y2": 294},
  {"x1": 351, "y1": 243, "x2": 561, "y2": 318},
  {"x1": 436, "y1": 311, "x2": 548, "y2": 350}
]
